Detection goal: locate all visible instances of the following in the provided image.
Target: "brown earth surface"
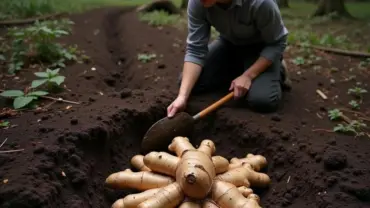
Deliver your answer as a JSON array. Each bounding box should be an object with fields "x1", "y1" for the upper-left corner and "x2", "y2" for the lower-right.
[{"x1": 1, "y1": 7, "x2": 370, "y2": 208}]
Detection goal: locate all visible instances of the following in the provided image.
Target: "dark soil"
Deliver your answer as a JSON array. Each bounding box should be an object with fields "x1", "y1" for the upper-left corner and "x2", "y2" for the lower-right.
[{"x1": 1, "y1": 7, "x2": 370, "y2": 208}]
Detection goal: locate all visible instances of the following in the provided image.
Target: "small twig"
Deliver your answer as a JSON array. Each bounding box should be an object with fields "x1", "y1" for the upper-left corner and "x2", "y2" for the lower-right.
[
  {"x1": 0, "y1": 89, "x2": 81, "y2": 105},
  {"x1": 295, "y1": 43, "x2": 370, "y2": 58},
  {"x1": 341, "y1": 113, "x2": 352, "y2": 124},
  {"x1": 41, "y1": 95, "x2": 80, "y2": 105},
  {"x1": 0, "y1": 138, "x2": 8, "y2": 148},
  {"x1": 0, "y1": 149, "x2": 24, "y2": 154},
  {"x1": 316, "y1": 89, "x2": 328, "y2": 100},
  {"x1": 359, "y1": 117, "x2": 370, "y2": 122},
  {"x1": 312, "y1": 129, "x2": 334, "y2": 133},
  {"x1": 339, "y1": 108, "x2": 368, "y2": 117}
]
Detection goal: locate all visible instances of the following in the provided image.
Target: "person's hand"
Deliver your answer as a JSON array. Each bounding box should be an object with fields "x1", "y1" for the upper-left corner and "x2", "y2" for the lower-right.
[
  {"x1": 167, "y1": 95, "x2": 187, "y2": 118},
  {"x1": 229, "y1": 74, "x2": 252, "y2": 99}
]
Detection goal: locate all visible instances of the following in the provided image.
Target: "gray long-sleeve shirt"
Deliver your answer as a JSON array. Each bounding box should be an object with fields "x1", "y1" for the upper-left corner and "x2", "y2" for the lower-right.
[{"x1": 184, "y1": 0, "x2": 289, "y2": 67}]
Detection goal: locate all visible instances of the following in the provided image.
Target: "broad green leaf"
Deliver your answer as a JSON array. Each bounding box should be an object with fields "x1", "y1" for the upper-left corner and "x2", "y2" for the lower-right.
[
  {"x1": 0, "y1": 54, "x2": 5, "y2": 61},
  {"x1": 27, "y1": 91, "x2": 48, "y2": 96},
  {"x1": 50, "y1": 76, "x2": 65, "y2": 85},
  {"x1": 34, "y1": 72, "x2": 49, "y2": 78},
  {"x1": 0, "y1": 90, "x2": 24, "y2": 97},
  {"x1": 13, "y1": 96, "x2": 35, "y2": 109},
  {"x1": 49, "y1": 68, "x2": 60, "y2": 76},
  {"x1": 31, "y1": 79, "x2": 48, "y2": 88}
]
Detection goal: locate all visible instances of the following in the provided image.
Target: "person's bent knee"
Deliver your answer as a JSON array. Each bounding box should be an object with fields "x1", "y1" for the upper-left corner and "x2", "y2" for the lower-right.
[{"x1": 246, "y1": 92, "x2": 281, "y2": 113}]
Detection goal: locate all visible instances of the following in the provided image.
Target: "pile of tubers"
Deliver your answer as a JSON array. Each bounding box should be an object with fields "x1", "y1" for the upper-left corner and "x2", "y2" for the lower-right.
[{"x1": 105, "y1": 136, "x2": 271, "y2": 208}]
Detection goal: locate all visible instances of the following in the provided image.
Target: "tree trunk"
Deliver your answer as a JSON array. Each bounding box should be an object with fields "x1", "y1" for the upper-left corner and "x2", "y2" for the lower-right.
[
  {"x1": 180, "y1": 0, "x2": 189, "y2": 9},
  {"x1": 313, "y1": 0, "x2": 352, "y2": 17},
  {"x1": 278, "y1": 0, "x2": 290, "y2": 8}
]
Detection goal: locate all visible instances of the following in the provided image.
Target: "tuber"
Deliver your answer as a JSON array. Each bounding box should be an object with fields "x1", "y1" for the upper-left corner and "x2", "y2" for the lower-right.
[
  {"x1": 216, "y1": 163, "x2": 271, "y2": 188},
  {"x1": 212, "y1": 156, "x2": 229, "y2": 174},
  {"x1": 202, "y1": 199, "x2": 220, "y2": 208},
  {"x1": 112, "y1": 188, "x2": 160, "y2": 208},
  {"x1": 211, "y1": 180, "x2": 262, "y2": 208},
  {"x1": 137, "y1": 182, "x2": 184, "y2": 208},
  {"x1": 105, "y1": 168, "x2": 174, "y2": 190},
  {"x1": 106, "y1": 136, "x2": 271, "y2": 208},
  {"x1": 228, "y1": 153, "x2": 267, "y2": 171},
  {"x1": 131, "y1": 155, "x2": 151, "y2": 171},
  {"x1": 179, "y1": 199, "x2": 202, "y2": 208},
  {"x1": 143, "y1": 151, "x2": 179, "y2": 177}
]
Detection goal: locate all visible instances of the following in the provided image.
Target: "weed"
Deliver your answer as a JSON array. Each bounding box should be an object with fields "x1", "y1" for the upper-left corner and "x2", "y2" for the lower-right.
[
  {"x1": 138, "y1": 10, "x2": 181, "y2": 26},
  {"x1": 348, "y1": 86, "x2": 367, "y2": 98},
  {"x1": 328, "y1": 109, "x2": 343, "y2": 120},
  {"x1": 31, "y1": 68, "x2": 65, "y2": 89},
  {"x1": 0, "y1": 89, "x2": 48, "y2": 109},
  {"x1": 334, "y1": 120, "x2": 367, "y2": 136},
  {"x1": 138, "y1": 53, "x2": 156, "y2": 63},
  {"x1": 349, "y1": 100, "x2": 360, "y2": 109},
  {"x1": 5, "y1": 19, "x2": 78, "y2": 74},
  {"x1": 0, "y1": 121, "x2": 10, "y2": 128}
]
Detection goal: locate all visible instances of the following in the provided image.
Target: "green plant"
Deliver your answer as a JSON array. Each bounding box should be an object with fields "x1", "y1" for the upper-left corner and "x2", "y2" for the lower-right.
[
  {"x1": 0, "y1": 90, "x2": 48, "y2": 109},
  {"x1": 349, "y1": 100, "x2": 360, "y2": 109},
  {"x1": 328, "y1": 109, "x2": 343, "y2": 120},
  {"x1": 348, "y1": 86, "x2": 367, "y2": 98},
  {"x1": 138, "y1": 53, "x2": 156, "y2": 63},
  {"x1": 31, "y1": 68, "x2": 65, "y2": 89},
  {"x1": 6, "y1": 18, "x2": 77, "y2": 74},
  {"x1": 138, "y1": 10, "x2": 181, "y2": 26},
  {"x1": 0, "y1": 120, "x2": 10, "y2": 127},
  {"x1": 333, "y1": 120, "x2": 367, "y2": 136}
]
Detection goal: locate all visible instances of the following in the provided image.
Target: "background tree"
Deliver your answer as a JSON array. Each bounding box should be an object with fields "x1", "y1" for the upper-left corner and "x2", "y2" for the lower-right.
[{"x1": 313, "y1": 0, "x2": 352, "y2": 17}]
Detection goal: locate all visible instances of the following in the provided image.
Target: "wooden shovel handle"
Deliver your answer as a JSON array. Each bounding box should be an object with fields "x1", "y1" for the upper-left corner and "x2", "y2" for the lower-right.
[{"x1": 193, "y1": 92, "x2": 234, "y2": 120}]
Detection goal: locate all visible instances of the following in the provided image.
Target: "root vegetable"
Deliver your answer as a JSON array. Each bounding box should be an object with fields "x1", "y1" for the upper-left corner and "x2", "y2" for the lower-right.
[
  {"x1": 211, "y1": 180, "x2": 261, "y2": 208},
  {"x1": 197, "y1": 139, "x2": 216, "y2": 156},
  {"x1": 179, "y1": 200, "x2": 202, "y2": 208},
  {"x1": 216, "y1": 163, "x2": 271, "y2": 188},
  {"x1": 202, "y1": 199, "x2": 220, "y2": 208},
  {"x1": 212, "y1": 156, "x2": 229, "y2": 174},
  {"x1": 105, "y1": 169, "x2": 174, "y2": 190},
  {"x1": 137, "y1": 182, "x2": 184, "y2": 208},
  {"x1": 131, "y1": 155, "x2": 151, "y2": 171},
  {"x1": 237, "y1": 186, "x2": 253, "y2": 197},
  {"x1": 112, "y1": 188, "x2": 161, "y2": 208},
  {"x1": 168, "y1": 136, "x2": 195, "y2": 157},
  {"x1": 143, "y1": 151, "x2": 179, "y2": 177},
  {"x1": 106, "y1": 137, "x2": 270, "y2": 208},
  {"x1": 229, "y1": 154, "x2": 267, "y2": 171}
]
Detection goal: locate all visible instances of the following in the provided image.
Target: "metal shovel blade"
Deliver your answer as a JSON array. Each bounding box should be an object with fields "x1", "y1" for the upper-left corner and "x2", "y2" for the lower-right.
[{"x1": 141, "y1": 112, "x2": 195, "y2": 153}]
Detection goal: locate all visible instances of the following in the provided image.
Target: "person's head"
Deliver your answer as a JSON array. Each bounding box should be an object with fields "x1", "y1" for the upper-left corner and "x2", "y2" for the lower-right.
[{"x1": 200, "y1": 0, "x2": 232, "y2": 8}]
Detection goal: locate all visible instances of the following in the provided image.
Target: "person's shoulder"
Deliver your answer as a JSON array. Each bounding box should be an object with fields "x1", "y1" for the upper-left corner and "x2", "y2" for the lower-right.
[
  {"x1": 188, "y1": 0, "x2": 206, "y2": 14},
  {"x1": 188, "y1": 0, "x2": 203, "y2": 9}
]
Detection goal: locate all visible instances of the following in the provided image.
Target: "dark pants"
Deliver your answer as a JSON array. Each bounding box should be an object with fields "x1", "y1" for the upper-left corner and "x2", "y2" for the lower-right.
[{"x1": 179, "y1": 37, "x2": 285, "y2": 113}]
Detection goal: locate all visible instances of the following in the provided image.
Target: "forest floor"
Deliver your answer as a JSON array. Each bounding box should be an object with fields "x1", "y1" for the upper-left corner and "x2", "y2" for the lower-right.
[{"x1": 0, "y1": 4, "x2": 370, "y2": 208}]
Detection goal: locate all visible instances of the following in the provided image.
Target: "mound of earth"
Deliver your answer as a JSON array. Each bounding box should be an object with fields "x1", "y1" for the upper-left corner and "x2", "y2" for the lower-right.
[{"x1": 0, "y1": 7, "x2": 370, "y2": 208}]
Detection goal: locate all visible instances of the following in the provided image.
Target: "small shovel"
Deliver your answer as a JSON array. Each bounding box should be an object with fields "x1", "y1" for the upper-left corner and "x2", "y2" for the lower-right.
[{"x1": 141, "y1": 92, "x2": 234, "y2": 153}]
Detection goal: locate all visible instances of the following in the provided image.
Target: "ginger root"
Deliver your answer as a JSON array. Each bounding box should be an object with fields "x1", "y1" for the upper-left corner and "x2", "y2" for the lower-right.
[{"x1": 106, "y1": 136, "x2": 271, "y2": 208}]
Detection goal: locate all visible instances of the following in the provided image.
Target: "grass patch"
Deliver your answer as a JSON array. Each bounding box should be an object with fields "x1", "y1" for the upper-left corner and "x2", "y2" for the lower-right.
[
  {"x1": 0, "y1": 0, "x2": 183, "y2": 20},
  {"x1": 138, "y1": 10, "x2": 182, "y2": 27}
]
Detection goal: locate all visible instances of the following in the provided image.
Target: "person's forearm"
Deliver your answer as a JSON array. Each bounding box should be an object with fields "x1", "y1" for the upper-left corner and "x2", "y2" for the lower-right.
[
  {"x1": 243, "y1": 57, "x2": 272, "y2": 80},
  {"x1": 244, "y1": 35, "x2": 287, "y2": 80},
  {"x1": 178, "y1": 62, "x2": 202, "y2": 99}
]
